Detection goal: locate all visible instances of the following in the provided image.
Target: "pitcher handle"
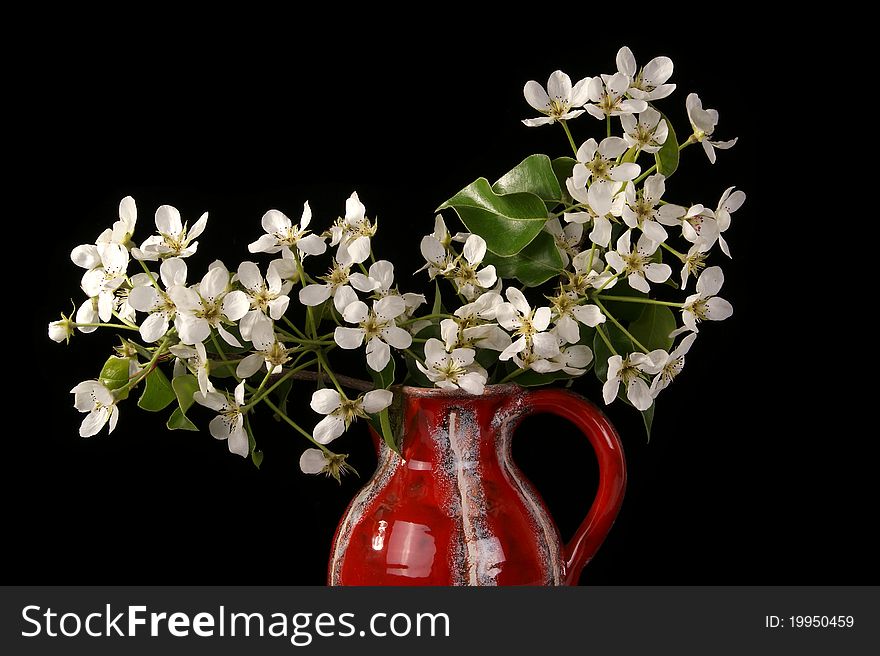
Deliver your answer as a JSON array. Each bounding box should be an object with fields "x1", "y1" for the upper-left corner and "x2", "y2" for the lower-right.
[{"x1": 521, "y1": 388, "x2": 627, "y2": 585}]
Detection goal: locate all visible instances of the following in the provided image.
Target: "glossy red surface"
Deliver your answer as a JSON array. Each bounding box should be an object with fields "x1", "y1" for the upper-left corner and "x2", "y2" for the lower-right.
[{"x1": 329, "y1": 385, "x2": 626, "y2": 585}]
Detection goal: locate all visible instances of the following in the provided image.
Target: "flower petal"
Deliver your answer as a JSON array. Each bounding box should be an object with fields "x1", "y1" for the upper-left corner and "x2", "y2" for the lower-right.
[
  {"x1": 362, "y1": 389, "x2": 393, "y2": 414},
  {"x1": 365, "y1": 337, "x2": 391, "y2": 371},
  {"x1": 334, "y1": 327, "x2": 364, "y2": 349},
  {"x1": 311, "y1": 388, "x2": 342, "y2": 414}
]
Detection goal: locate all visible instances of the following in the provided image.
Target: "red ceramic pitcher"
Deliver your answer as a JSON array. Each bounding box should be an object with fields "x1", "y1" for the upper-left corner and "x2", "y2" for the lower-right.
[{"x1": 328, "y1": 384, "x2": 626, "y2": 585}]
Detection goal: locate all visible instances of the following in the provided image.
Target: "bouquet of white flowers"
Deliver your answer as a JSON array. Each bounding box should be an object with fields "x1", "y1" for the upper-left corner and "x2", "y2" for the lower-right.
[{"x1": 49, "y1": 46, "x2": 743, "y2": 478}]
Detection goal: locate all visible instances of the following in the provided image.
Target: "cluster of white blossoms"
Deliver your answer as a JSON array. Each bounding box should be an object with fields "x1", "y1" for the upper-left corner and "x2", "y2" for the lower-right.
[{"x1": 51, "y1": 46, "x2": 742, "y2": 477}]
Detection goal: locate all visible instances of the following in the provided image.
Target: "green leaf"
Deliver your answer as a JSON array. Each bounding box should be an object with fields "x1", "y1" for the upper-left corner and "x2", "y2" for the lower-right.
[
  {"x1": 244, "y1": 416, "x2": 263, "y2": 469},
  {"x1": 437, "y1": 178, "x2": 549, "y2": 257},
  {"x1": 593, "y1": 325, "x2": 637, "y2": 382},
  {"x1": 551, "y1": 156, "x2": 576, "y2": 199},
  {"x1": 369, "y1": 357, "x2": 395, "y2": 390},
  {"x1": 272, "y1": 378, "x2": 294, "y2": 423},
  {"x1": 483, "y1": 231, "x2": 564, "y2": 287},
  {"x1": 99, "y1": 356, "x2": 133, "y2": 401},
  {"x1": 167, "y1": 374, "x2": 200, "y2": 431},
  {"x1": 655, "y1": 113, "x2": 679, "y2": 178},
  {"x1": 431, "y1": 280, "x2": 442, "y2": 317},
  {"x1": 171, "y1": 374, "x2": 199, "y2": 414},
  {"x1": 368, "y1": 358, "x2": 398, "y2": 454},
  {"x1": 641, "y1": 404, "x2": 654, "y2": 441},
  {"x1": 138, "y1": 367, "x2": 175, "y2": 412},
  {"x1": 404, "y1": 353, "x2": 433, "y2": 387},
  {"x1": 597, "y1": 285, "x2": 649, "y2": 322},
  {"x1": 513, "y1": 369, "x2": 580, "y2": 387},
  {"x1": 491, "y1": 154, "x2": 562, "y2": 203},
  {"x1": 167, "y1": 408, "x2": 198, "y2": 431},
  {"x1": 628, "y1": 305, "x2": 676, "y2": 352}
]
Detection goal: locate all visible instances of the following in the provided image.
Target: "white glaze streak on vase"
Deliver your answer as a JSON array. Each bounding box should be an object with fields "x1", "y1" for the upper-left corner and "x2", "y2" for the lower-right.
[
  {"x1": 496, "y1": 402, "x2": 564, "y2": 585},
  {"x1": 445, "y1": 408, "x2": 503, "y2": 586}
]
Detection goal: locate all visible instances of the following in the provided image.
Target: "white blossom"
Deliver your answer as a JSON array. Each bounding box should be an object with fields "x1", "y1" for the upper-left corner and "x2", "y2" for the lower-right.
[
  {"x1": 334, "y1": 296, "x2": 413, "y2": 371},
  {"x1": 522, "y1": 70, "x2": 591, "y2": 127},
  {"x1": 572, "y1": 137, "x2": 641, "y2": 189},
  {"x1": 657, "y1": 203, "x2": 719, "y2": 248},
  {"x1": 417, "y1": 338, "x2": 487, "y2": 394},
  {"x1": 602, "y1": 352, "x2": 662, "y2": 411},
  {"x1": 237, "y1": 261, "x2": 290, "y2": 346},
  {"x1": 679, "y1": 242, "x2": 711, "y2": 291},
  {"x1": 329, "y1": 192, "x2": 377, "y2": 266},
  {"x1": 132, "y1": 205, "x2": 208, "y2": 261},
  {"x1": 299, "y1": 448, "x2": 331, "y2": 475},
  {"x1": 714, "y1": 187, "x2": 746, "y2": 258},
  {"x1": 547, "y1": 289, "x2": 605, "y2": 344},
  {"x1": 585, "y1": 73, "x2": 648, "y2": 120},
  {"x1": 680, "y1": 266, "x2": 733, "y2": 333},
  {"x1": 605, "y1": 230, "x2": 672, "y2": 293},
  {"x1": 310, "y1": 388, "x2": 393, "y2": 444},
  {"x1": 686, "y1": 93, "x2": 738, "y2": 164},
  {"x1": 128, "y1": 257, "x2": 187, "y2": 342},
  {"x1": 621, "y1": 173, "x2": 671, "y2": 244},
  {"x1": 450, "y1": 235, "x2": 497, "y2": 301},
  {"x1": 620, "y1": 107, "x2": 669, "y2": 153},
  {"x1": 440, "y1": 317, "x2": 511, "y2": 352},
  {"x1": 650, "y1": 333, "x2": 697, "y2": 397},
  {"x1": 70, "y1": 196, "x2": 137, "y2": 270},
  {"x1": 169, "y1": 341, "x2": 213, "y2": 395},
  {"x1": 79, "y1": 243, "x2": 129, "y2": 323},
  {"x1": 616, "y1": 46, "x2": 675, "y2": 101},
  {"x1": 544, "y1": 218, "x2": 582, "y2": 268},
  {"x1": 530, "y1": 329, "x2": 594, "y2": 376},
  {"x1": 496, "y1": 288, "x2": 559, "y2": 365},
  {"x1": 70, "y1": 380, "x2": 119, "y2": 437},
  {"x1": 248, "y1": 202, "x2": 327, "y2": 258},
  {"x1": 49, "y1": 308, "x2": 75, "y2": 344},
  {"x1": 194, "y1": 381, "x2": 248, "y2": 457},
  {"x1": 562, "y1": 251, "x2": 618, "y2": 295},
  {"x1": 299, "y1": 260, "x2": 374, "y2": 313},
  {"x1": 236, "y1": 335, "x2": 292, "y2": 378},
  {"x1": 563, "y1": 177, "x2": 618, "y2": 247},
  {"x1": 168, "y1": 265, "x2": 249, "y2": 347},
  {"x1": 418, "y1": 233, "x2": 457, "y2": 279}
]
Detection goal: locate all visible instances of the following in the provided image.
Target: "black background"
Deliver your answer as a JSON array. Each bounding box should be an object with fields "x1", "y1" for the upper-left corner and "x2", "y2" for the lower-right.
[{"x1": 12, "y1": 18, "x2": 873, "y2": 585}]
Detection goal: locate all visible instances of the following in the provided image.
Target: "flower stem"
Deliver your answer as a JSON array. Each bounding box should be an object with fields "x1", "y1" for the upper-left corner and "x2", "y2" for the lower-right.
[
  {"x1": 404, "y1": 348, "x2": 425, "y2": 366},
  {"x1": 606, "y1": 115, "x2": 611, "y2": 138},
  {"x1": 593, "y1": 298, "x2": 650, "y2": 354},
  {"x1": 595, "y1": 325, "x2": 617, "y2": 356},
  {"x1": 138, "y1": 260, "x2": 162, "y2": 292},
  {"x1": 498, "y1": 367, "x2": 527, "y2": 384},
  {"x1": 258, "y1": 395, "x2": 330, "y2": 452},
  {"x1": 283, "y1": 316, "x2": 308, "y2": 339},
  {"x1": 596, "y1": 295, "x2": 684, "y2": 308},
  {"x1": 679, "y1": 135, "x2": 696, "y2": 151},
  {"x1": 242, "y1": 358, "x2": 319, "y2": 410},
  {"x1": 560, "y1": 120, "x2": 579, "y2": 157},
  {"x1": 400, "y1": 313, "x2": 452, "y2": 326},
  {"x1": 315, "y1": 351, "x2": 345, "y2": 396},
  {"x1": 119, "y1": 336, "x2": 170, "y2": 393},
  {"x1": 660, "y1": 241, "x2": 685, "y2": 260},
  {"x1": 633, "y1": 163, "x2": 657, "y2": 185},
  {"x1": 74, "y1": 322, "x2": 140, "y2": 332}
]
